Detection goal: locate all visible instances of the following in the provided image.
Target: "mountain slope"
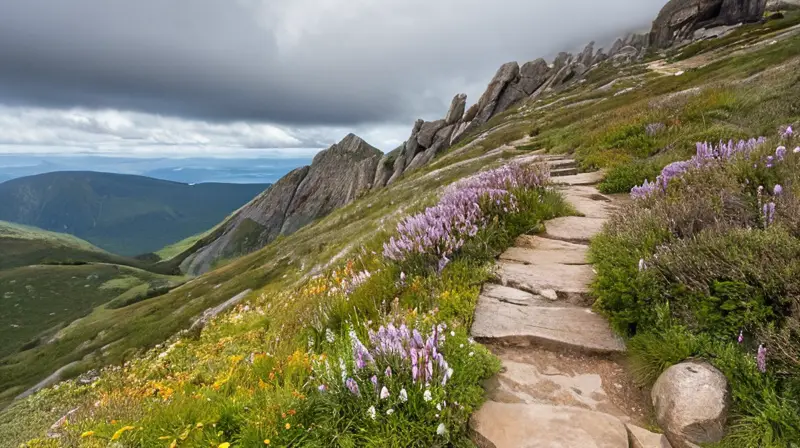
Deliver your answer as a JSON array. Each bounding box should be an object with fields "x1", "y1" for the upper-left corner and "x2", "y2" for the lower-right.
[
  {"x1": 0, "y1": 172, "x2": 269, "y2": 256},
  {"x1": 2, "y1": 6, "x2": 800, "y2": 446},
  {"x1": 178, "y1": 133, "x2": 382, "y2": 274}
]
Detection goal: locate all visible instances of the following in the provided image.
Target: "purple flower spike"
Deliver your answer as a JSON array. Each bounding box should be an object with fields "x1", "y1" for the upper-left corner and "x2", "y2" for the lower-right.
[
  {"x1": 776, "y1": 146, "x2": 787, "y2": 161},
  {"x1": 346, "y1": 378, "x2": 360, "y2": 396},
  {"x1": 371, "y1": 375, "x2": 379, "y2": 391},
  {"x1": 757, "y1": 345, "x2": 767, "y2": 373},
  {"x1": 385, "y1": 366, "x2": 392, "y2": 377},
  {"x1": 738, "y1": 330, "x2": 744, "y2": 344},
  {"x1": 774, "y1": 184, "x2": 783, "y2": 195}
]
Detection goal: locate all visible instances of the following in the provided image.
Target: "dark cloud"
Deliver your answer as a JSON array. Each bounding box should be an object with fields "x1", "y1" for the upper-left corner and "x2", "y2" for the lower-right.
[{"x1": 0, "y1": 0, "x2": 666, "y2": 128}]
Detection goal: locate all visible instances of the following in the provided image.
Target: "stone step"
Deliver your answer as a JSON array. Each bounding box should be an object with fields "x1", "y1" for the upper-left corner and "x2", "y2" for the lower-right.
[
  {"x1": 554, "y1": 171, "x2": 605, "y2": 186},
  {"x1": 471, "y1": 293, "x2": 626, "y2": 355},
  {"x1": 552, "y1": 167, "x2": 580, "y2": 177},
  {"x1": 561, "y1": 186, "x2": 618, "y2": 219},
  {"x1": 496, "y1": 260, "x2": 594, "y2": 305},
  {"x1": 471, "y1": 401, "x2": 629, "y2": 448},
  {"x1": 627, "y1": 424, "x2": 673, "y2": 448},
  {"x1": 548, "y1": 158, "x2": 578, "y2": 170},
  {"x1": 500, "y1": 236, "x2": 589, "y2": 266},
  {"x1": 543, "y1": 216, "x2": 606, "y2": 244},
  {"x1": 483, "y1": 346, "x2": 642, "y2": 419}
]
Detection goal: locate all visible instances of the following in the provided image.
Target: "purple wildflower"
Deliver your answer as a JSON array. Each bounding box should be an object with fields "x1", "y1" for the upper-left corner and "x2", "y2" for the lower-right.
[
  {"x1": 782, "y1": 125, "x2": 793, "y2": 138},
  {"x1": 763, "y1": 202, "x2": 776, "y2": 227},
  {"x1": 385, "y1": 366, "x2": 392, "y2": 377},
  {"x1": 757, "y1": 345, "x2": 767, "y2": 373},
  {"x1": 774, "y1": 184, "x2": 783, "y2": 195},
  {"x1": 776, "y1": 146, "x2": 787, "y2": 161},
  {"x1": 345, "y1": 378, "x2": 360, "y2": 396},
  {"x1": 632, "y1": 137, "x2": 767, "y2": 199},
  {"x1": 318, "y1": 384, "x2": 328, "y2": 392},
  {"x1": 795, "y1": 147, "x2": 800, "y2": 154},
  {"x1": 738, "y1": 330, "x2": 744, "y2": 344}
]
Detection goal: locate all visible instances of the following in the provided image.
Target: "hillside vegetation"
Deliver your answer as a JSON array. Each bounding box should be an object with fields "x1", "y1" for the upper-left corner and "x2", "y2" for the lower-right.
[
  {"x1": 1, "y1": 10, "x2": 799, "y2": 447},
  {"x1": 0, "y1": 172, "x2": 268, "y2": 256}
]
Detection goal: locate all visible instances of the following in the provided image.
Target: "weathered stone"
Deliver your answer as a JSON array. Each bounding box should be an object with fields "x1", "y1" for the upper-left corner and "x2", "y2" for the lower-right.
[
  {"x1": 416, "y1": 119, "x2": 447, "y2": 148},
  {"x1": 627, "y1": 424, "x2": 673, "y2": 448},
  {"x1": 494, "y1": 83, "x2": 527, "y2": 117},
  {"x1": 472, "y1": 293, "x2": 625, "y2": 353},
  {"x1": 553, "y1": 52, "x2": 573, "y2": 71},
  {"x1": 652, "y1": 361, "x2": 729, "y2": 447},
  {"x1": 463, "y1": 102, "x2": 479, "y2": 122},
  {"x1": 518, "y1": 59, "x2": 551, "y2": 95},
  {"x1": 544, "y1": 216, "x2": 606, "y2": 244},
  {"x1": 372, "y1": 154, "x2": 394, "y2": 189},
  {"x1": 481, "y1": 283, "x2": 539, "y2": 306},
  {"x1": 280, "y1": 134, "x2": 382, "y2": 235},
  {"x1": 496, "y1": 260, "x2": 595, "y2": 304},
  {"x1": 386, "y1": 152, "x2": 407, "y2": 186},
  {"x1": 592, "y1": 49, "x2": 609, "y2": 65},
  {"x1": 471, "y1": 402, "x2": 629, "y2": 448},
  {"x1": 649, "y1": 0, "x2": 767, "y2": 48},
  {"x1": 609, "y1": 38, "x2": 626, "y2": 56},
  {"x1": 474, "y1": 62, "x2": 520, "y2": 124},
  {"x1": 500, "y1": 236, "x2": 589, "y2": 265},
  {"x1": 434, "y1": 124, "x2": 455, "y2": 147},
  {"x1": 346, "y1": 156, "x2": 381, "y2": 202},
  {"x1": 180, "y1": 166, "x2": 310, "y2": 275},
  {"x1": 445, "y1": 93, "x2": 467, "y2": 125},
  {"x1": 578, "y1": 41, "x2": 596, "y2": 66},
  {"x1": 767, "y1": 0, "x2": 800, "y2": 10},
  {"x1": 553, "y1": 171, "x2": 606, "y2": 186},
  {"x1": 561, "y1": 186, "x2": 617, "y2": 219},
  {"x1": 450, "y1": 121, "x2": 471, "y2": 145},
  {"x1": 486, "y1": 355, "x2": 627, "y2": 415}
]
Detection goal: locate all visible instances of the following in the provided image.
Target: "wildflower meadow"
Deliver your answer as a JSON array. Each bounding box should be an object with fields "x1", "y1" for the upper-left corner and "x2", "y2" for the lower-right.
[
  {"x1": 17, "y1": 161, "x2": 567, "y2": 447},
  {"x1": 592, "y1": 126, "x2": 800, "y2": 447}
]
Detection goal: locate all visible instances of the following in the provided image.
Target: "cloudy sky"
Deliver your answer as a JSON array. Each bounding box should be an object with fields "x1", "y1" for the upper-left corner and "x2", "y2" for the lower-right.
[{"x1": 0, "y1": 0, "x2": 666, "y2": 158}]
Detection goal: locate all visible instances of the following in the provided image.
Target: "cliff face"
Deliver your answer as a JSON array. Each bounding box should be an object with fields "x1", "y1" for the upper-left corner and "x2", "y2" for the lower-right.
[
  {"x1": 180, "y1": 134, "x2": 381, "y2": 275},
  {"x1": 650, "y1": 0, "x2": 767, "y2": 48}
]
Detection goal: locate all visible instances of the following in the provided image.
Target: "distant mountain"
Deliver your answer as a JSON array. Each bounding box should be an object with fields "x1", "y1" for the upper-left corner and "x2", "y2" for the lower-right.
[
  {"x1": 179, "y1": 133, "x2": 383, "y2": 274},
  {"x1": 0, "y1": 172, "x2": 269, "y2": 256}
]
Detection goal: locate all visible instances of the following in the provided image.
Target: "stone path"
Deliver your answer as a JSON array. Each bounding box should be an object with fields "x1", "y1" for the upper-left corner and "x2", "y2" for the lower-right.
[{"x1": 470, "y1": 158, "x2": 670, "y2": 448}]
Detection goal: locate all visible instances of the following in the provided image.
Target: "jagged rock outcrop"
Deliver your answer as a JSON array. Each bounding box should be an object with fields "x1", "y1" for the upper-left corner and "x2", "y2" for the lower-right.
[
  {"x1": 180, "y1": 134, "x2": 381, "y2": 275},
  {"x1": 650, "y1": 0, "x2": 767, "y2": 48},
  {"x1": 767, "y1": 0, "x2": 800, "y2": 10}
]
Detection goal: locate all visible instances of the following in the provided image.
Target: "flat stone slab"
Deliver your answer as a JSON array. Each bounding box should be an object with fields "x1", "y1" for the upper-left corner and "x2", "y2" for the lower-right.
[
  {"x1": 496, "y1": 260, "x2": 594, "y2": 304},
  {"x1": 552, "y1": 167, "x2": 579, "y2": 177},
  {"x1": 471, "y1": 401, "x2": 629, "y2": 448},
  {"x1": 548, "y1": 159, "x2": 578, "y2": 169},
  {"x1": 561, "y1": 186, "x2": 618, "y2": 219},
  {"x1": 544, "y1": 217, "x2": 606, "y2": 243},
  {"x1": 482, "y1": 283, "x2": 542, "y2": 306},
  {"x1": 471, "y1": 295, "x2": 626, "y2": 354},
  {"x1": 627, "y1": 424, "x2": 672, "y2": 448},
  {"x1": 554, "y1": 171, "x2": 605, "y2": 186},
  {"x1": 500, "y1": 237, "x2": 589, "y2": 265}
]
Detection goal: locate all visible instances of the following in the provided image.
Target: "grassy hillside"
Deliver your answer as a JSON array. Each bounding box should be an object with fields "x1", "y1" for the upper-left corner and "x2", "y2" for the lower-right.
[
  {"x1": 1, "y1": 14, "x2": 799, "y2": 447},
  {"x1": 0, "y1": 172, "x2": 269, "y2": 256}
]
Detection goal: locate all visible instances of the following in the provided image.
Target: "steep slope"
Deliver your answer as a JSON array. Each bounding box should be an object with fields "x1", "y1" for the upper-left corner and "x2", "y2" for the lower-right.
[
  {"x1": 2, "y1": 6, "x2": 799, "y2": 446},
  {"x1": 179, "y1": 133, "x2": 382, "y2": 274},
  {"x1": 0, "y1": 172, "x2": 269, "y2": 256}
]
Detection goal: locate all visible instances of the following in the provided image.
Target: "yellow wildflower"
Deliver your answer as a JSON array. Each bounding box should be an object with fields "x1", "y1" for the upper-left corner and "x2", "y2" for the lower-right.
[
  {"x1": 80, "y1": 431, "x2": 95, "y2": 438},
  {"x1": 111, "y1": 425, "x2": 135, "y2": 440},
  {"x1": 264, "y1": 439, "x2": 271, "y2": 445},
  {"x1": 285, "y1": 423, "x2": 291, "y2": 430},
  {"x1": 219, "y1": 443, "x2": 231, "y2": 448}
]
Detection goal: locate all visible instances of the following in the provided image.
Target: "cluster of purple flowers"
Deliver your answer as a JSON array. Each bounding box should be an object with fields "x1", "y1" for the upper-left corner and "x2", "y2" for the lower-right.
[
  {"x1": 343, "y1": 323, "x2": 452, "y2": 393},
  {"x1": 384, "y1": 163, "x2": 550, "y2": 265},
  {"x1": 631, "y1": 138, "x2": 767, "y2": 198}
]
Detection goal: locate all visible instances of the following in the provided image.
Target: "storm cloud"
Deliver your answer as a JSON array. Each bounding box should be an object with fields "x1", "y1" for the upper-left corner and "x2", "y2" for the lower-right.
[{"x1": 0, "y1": 0, "x2": 666, "y2": 153}]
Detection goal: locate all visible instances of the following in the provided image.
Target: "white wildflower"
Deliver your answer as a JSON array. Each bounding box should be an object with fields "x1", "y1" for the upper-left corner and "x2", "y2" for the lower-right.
[
  {"x1": 386, "y1": 408, "x2": 394, "y2": 415},
  {"x1": 380, "y1": 386, "x2": 390, "y2": 400},
  {"x1": 367, "y1": 406, "x2": 376, "y2": 420},
  {"x1": 423, "y1": 389, "x2": 432, "y2": 402},
  {"x1": 399, "y1": 388, "x2": 408, "y2": 402},
  {"x1": 325, "y1": 328, "x2": 336, "y2": 343},
  {"x1": 436, "y1": 423, "x2": 447, "y2": 435}
]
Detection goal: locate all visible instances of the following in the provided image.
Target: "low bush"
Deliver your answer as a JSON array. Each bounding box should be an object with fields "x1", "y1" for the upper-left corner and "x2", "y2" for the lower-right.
[{"x1": 592, "y1": 128, "x2": 800, "y2": 446}]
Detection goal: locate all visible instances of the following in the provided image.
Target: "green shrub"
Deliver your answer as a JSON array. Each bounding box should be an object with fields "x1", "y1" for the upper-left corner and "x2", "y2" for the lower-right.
[{"x1": 598, "y1": 159, "x2": 663, "y2": 194}]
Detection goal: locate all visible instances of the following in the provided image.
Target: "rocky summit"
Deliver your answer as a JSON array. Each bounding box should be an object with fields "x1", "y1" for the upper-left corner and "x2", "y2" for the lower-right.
[
  {"x1": 180, "y1": 134, "x2": 381, "y2": 275},
  {"x1": 650, "y1": 0, "x2": 767, "y2": 47}
]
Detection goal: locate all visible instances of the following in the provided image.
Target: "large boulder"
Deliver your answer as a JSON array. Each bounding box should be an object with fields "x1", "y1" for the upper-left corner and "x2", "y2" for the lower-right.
[
  {"x1": 651, "y1": 361, "x2": 729, "y2": 447},
  {"x1": 473, "y1": 62, "x2": 520, "y2": 124},
  {"x1": 767, "y1": 0, "x2": 800, "y2": 10},
  {"x1": 445, "y1": 93, "x2": 467, "y2": 125},
  {"x1": 180, "y1": 134, "x2": 381, "y2": 275},
  {"x1": 416, "y1": 119, "x2": 447, "y2": 148},
  {"x1": 650, "y1": 0, "x2": 766, "y2": 48},
  {"x1": 577, "y1": 41, "x2": 596, "y2": 66}
]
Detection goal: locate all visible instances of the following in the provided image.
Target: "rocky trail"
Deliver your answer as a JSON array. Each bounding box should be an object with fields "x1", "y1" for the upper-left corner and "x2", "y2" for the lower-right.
[{"x1": 469, "y1": 158, "x2": 671, "y2": 448}]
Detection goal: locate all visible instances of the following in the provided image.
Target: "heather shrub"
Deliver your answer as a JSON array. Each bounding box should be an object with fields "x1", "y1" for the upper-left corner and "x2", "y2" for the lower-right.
[
  {"x1": 592, "y1": 128, "x2": 800, "y2": 446},
  {"x1": 598, "y1": 159, "x2": 663, "y2": 194}
]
